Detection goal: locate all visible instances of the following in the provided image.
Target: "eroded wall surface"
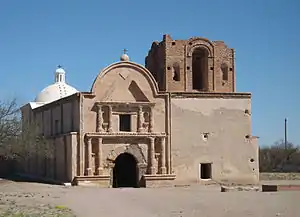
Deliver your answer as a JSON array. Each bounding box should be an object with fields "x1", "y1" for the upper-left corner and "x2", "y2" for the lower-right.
[{"x1": 170, "y1": 96, "x2": 259, "y2": 184}]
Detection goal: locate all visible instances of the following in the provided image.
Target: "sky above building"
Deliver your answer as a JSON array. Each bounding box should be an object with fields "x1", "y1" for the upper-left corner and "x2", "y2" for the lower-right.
[{"x1": 0, "y1": 0, "x2": 299, "y2": 146}]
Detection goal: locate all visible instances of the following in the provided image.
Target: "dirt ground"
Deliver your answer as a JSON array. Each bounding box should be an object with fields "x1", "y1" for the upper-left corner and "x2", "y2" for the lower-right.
[{"x1": 0, "y1": 179, "x2": 300, "y2": 217}]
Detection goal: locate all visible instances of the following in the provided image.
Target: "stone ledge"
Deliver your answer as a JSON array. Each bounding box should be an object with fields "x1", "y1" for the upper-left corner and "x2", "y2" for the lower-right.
[
  {"x1": 221, "y1": 185, "x2": 260, "y2": 192},
  {"x1": 73, "y1": 175, "x2": 110, "y2": 187},
  {"x1": 143, "y1": 174, "x2": 176, "y2": 181},
  {"x1": 170, "y1": 92, "x2": 251, "y2": 99},
  {"x1": 142, "y1": 174, "x2": 176, "y2": 188},
  {"x1": 85, "y1": 132, "x2": 167, "y2": 138}
]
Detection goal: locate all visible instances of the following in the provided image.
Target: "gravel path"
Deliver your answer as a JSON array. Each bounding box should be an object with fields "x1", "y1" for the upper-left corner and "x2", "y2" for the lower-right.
[
  {"x1": 0, "y1": 179, "x2": 75, "y2": 217},
  {"x1": 0, "y1": 179, "x2": 300, "y2": 217}
]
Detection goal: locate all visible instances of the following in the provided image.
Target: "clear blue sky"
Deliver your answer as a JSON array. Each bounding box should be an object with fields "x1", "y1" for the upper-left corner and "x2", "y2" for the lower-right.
[{"x1": 0, "y1": 0, "x2": 299, "y2": 146}]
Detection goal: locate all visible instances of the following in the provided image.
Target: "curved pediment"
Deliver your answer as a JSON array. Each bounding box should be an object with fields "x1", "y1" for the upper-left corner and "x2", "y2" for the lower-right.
[{"x1": 91, "y1": 61, "x2": 160, "y2": 102}]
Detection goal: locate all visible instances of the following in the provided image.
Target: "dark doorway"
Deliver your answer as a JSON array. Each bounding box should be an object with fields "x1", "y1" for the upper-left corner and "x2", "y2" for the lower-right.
[
  {"x1": 200, "y1": 163, "x2": 212, "y2": 179},
  {"x1": 119, "y1": 114, "x2": 131, "y2": 132},
  {"x1": 113, "y1": 153, "x2": 138, "y2": 188}
]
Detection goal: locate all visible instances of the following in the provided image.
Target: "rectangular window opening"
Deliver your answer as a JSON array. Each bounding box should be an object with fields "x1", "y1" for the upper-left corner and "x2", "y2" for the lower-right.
[
  {"x1": 119, "y1": 114, "x2": 131, "y2": 132},
  {"x1": 200, "y1": 163, "x2": 212, "y2": 179},
  {"x1": 54, "y1": 120, "x2": 59, "y2": 135}
]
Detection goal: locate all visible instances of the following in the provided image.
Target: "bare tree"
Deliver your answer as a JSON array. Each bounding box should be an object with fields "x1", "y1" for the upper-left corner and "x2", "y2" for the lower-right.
[
  {"x1": 0, "y1": 98, "x2": 53, "y2": 173},
  {"x1": 0, "y1": 98, "x2": 20, "y2": 147},
  {"x1": 259, "y1": 139, "x2": 300, "y2": 172}
]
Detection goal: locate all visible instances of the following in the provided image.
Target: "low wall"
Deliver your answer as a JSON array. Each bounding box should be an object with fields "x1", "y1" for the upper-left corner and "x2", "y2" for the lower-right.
[
  {"x1": 260, "y1": 173, "x2": 300, "y2": 180},
  {"x1": 0, "y1": 158, "x2": 16, "y2": 176}
]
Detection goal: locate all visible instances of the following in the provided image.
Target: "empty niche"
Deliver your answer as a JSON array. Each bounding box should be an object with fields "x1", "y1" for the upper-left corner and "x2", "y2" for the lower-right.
[
  {"x1": 172, "y1": 63, "x2": 180, "y2": 81},
  {"x1": 199, "y1": 163, "x2": 212, "y2": 179},
  {"x1": 221, "y1": 63, "x2": 229, "y2": 81}
]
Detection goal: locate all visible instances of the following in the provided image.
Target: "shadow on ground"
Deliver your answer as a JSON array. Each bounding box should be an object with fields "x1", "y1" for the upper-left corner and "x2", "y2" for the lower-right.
[{"x1": 0, "y1": 173, "x2": 62, "y2": 185}]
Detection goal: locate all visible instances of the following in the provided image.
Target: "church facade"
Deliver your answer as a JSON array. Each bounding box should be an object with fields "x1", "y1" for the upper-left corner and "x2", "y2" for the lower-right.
[{"x1": 20, "y1": 34, "x2": 259, "y2": 187}]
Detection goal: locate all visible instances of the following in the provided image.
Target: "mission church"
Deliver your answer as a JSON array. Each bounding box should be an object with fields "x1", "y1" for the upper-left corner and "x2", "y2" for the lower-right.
[{"x1": 20, "y1": 34, "x2": 259, "y2": 187}]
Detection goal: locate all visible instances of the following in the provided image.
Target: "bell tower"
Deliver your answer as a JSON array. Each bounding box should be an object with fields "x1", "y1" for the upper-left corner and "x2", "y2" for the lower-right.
[{"x1": 145, "y1": 34, "x2": 236, "y2": 93}]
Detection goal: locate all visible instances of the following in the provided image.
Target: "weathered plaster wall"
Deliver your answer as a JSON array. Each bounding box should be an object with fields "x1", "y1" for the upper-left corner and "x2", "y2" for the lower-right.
[
  {"x1": 83, "y1": 62, "x2": 167, "y2": 138},
  {"x1": 170, "y1": 96, "x2": 259, "y2": 185},
  {"x1": 19, "y1": 95, "x2": 80, "y2": 182},
  {"x1": 80, "y1": 62, "x2": 169, "y2": 178}
]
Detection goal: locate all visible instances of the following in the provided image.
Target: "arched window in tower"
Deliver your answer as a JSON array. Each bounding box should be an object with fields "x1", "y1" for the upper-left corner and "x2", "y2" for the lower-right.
[
  {"x1": 192, "y1": 48, "x2": 209, "y2": 90},
  {"x1": 221, "y1": 63, "x2": 229, "y2": 81},
  {"x1": 172, "y1": 63, "x2": 180, "y2": 81}
]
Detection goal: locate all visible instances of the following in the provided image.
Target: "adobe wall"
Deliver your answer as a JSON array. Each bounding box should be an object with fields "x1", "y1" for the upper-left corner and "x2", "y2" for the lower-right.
[
  {"x1": 170, "y1": 93, "x2": 259, "y2": 185},
  {"x1": 19, "y1": 95, "x2": 80, "y2": 182},
  {"x1": 32, "y1": 95, "x2": 80, "y2": 136}
]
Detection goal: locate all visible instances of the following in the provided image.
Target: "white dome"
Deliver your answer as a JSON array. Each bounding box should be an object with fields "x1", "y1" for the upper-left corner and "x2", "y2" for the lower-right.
[
  {"x1": 55, "y1": 68, "x2": 66, "y2": 73},
  {"x1": 34, "y1": 66, "x2": 78, "y2": 103},
  {"x1": 35, "y1": 83, "x2": 78, "y2": 103}
]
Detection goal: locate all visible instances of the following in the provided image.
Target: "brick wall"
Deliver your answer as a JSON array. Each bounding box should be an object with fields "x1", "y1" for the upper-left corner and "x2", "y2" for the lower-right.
[{"x1": 145, "y1": 34, "x2": 236, "y2": 93}]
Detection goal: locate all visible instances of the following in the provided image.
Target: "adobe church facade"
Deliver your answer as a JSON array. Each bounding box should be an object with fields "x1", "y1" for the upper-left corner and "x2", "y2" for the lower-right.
[{"x1": 20, "y1": 34, "x2": 259, "y2": 187}]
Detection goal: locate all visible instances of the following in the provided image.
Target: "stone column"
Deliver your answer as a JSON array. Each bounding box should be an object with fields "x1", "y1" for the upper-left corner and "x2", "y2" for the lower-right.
[
  {"x1": 96, "y1": 138, "x2": 103, "y2": 175},
  {"x1": 96, "y1": 104, "x2": 103, "y2": 132},
  {"x1": 137, "y1": 106, "x2": 144, "y2": 132},
  {"x1": 107, "y1": 105, "x2": 113, "y2": 132},
  {"x1": 160, "y1": 137, "x2": 167, "y2": 174},
  {"x1": 148, "y1": 106, "x2": 154, "y2": 132},
  {"x1": 148, "y1": 137, "x2": 155, "y2": 174},
  {"x1": 86, "y1": 137, "x2": 93, "y2": 176}
]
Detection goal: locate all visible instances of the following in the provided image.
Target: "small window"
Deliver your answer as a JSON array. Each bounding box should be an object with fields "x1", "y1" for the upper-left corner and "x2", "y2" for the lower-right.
[
  {"x1": 200, "y1": 163, "x2": 212, "y2": 179},
  {"x1": 119, "y1": 114, "x2": 131, "y2": 132}
]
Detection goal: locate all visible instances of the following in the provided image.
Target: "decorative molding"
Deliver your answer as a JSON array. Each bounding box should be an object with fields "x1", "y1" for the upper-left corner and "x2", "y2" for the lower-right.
[
  {"x1": 85, "y1": 132, "x2": 167, "y2": 138},
  {"x1": 95, "y1": 101, "x2": 155, "y2": 107},
  {"x1": 170, "y1": 92, "x2": 251, "y2": 99}
]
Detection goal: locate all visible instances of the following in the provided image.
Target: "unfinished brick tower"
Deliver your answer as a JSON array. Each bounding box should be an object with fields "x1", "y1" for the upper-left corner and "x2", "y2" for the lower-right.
[{"x1": 145, "y1": 34, "x2": 235, "y2": 93}]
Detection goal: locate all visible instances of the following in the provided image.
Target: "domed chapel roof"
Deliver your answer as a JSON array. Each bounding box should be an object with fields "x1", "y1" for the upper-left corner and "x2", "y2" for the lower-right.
[{"x1": 35, "y1": 66, "x2": 78, "y2": 104}]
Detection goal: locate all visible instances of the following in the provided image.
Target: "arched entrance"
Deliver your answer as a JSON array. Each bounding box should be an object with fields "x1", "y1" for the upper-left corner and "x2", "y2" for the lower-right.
[{"x1": 113, "y1": 153, "x2": 138, "y2": 188}]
